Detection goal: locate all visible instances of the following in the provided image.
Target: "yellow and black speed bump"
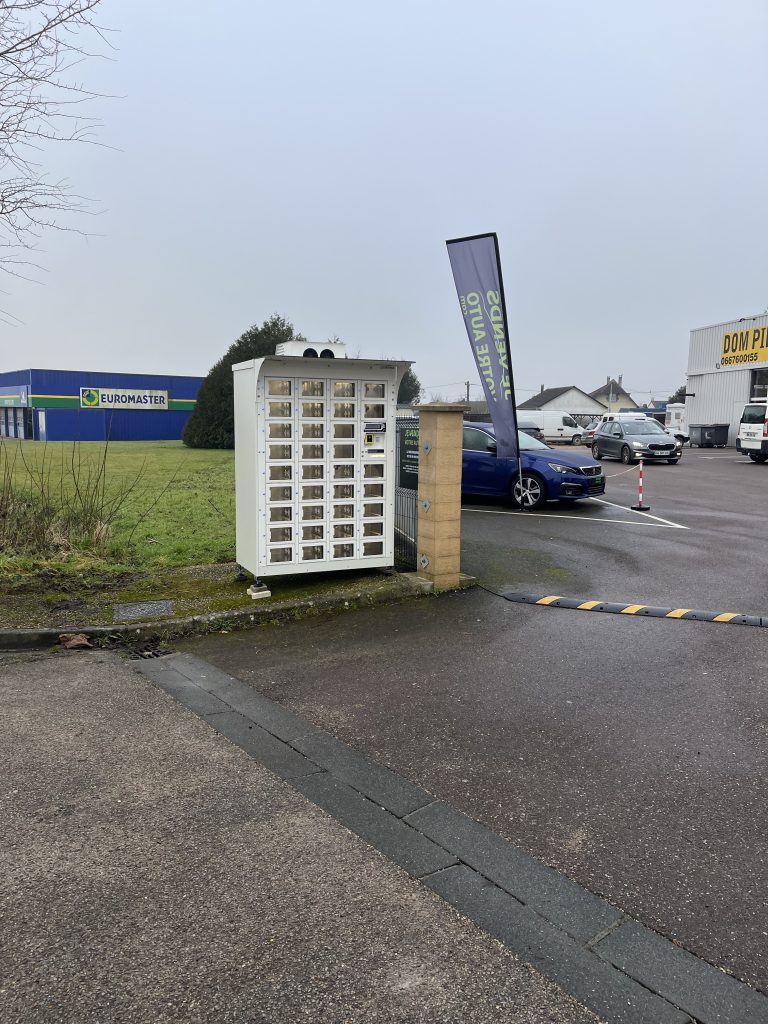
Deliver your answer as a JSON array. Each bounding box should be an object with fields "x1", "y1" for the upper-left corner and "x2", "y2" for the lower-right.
[{"x1": 499, "y1": 591, "x2": 767, "y2": 627}]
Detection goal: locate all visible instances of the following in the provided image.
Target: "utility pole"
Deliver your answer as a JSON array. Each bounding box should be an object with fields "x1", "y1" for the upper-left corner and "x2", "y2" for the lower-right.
[{"x1": 465, "y1": 381, "x2": 471, "y2": 402}]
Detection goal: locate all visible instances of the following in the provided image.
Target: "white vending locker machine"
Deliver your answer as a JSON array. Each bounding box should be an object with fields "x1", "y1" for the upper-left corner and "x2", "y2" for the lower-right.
[{"x1": 233, "y1": 353, "x2": 409, "y2": 580}]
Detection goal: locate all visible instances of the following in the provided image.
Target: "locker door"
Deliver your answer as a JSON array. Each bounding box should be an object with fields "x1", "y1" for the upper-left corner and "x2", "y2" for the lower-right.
[
  {"x1": 360, "y1": 381, "x2": 387, "y2": 558},
  {"x1": 264, "y1": 377, "x2": 296, "y2": 567},
  {"x1": 329, "y1": 378, "x2": 358, "y2": 561},
  {"x1": 297, "y1": 377, "x2": 327, "y2": 565}
]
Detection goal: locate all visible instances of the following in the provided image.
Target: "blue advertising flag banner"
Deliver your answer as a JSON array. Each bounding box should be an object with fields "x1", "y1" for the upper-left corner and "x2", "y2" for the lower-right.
[{"x1": 446, "y1": 233, "x2": 519, "y2": 458}]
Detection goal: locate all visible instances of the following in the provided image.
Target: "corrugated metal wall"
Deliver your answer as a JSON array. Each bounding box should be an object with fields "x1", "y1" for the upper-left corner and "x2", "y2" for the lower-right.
[
  {"x1": 687, "y1": 315, "x2": 768, "y2": 444},
  {"x1": 40, "y1": 408, "x2": 196, "y2": 442},
  {"x1": 29, "y1": 368, "x2": 201, "y2": 398},
  {"x1": 9, "y1": 368, "x2": 205, "y2": 441}
]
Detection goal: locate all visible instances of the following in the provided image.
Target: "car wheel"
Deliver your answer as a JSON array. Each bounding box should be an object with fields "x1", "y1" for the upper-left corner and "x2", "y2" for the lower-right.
[
  {"x1": 510, "y1": 472, "x2": 547, "y2": 511},
  {"x1": 592, "y1": 443, "x2": 601, "y2": 460},
  {"x1": 571, "y1": 434, "x2": 581, "y2": 445},
  {"x1": 667, "y1": 459, "x2": 679, "y2": 464},
  {"x1": 748, "y1": 453, "x2": 768, "y2": 463},
  {"x1": 621, "y1": 446, "x2": 634, "y2": 465}
]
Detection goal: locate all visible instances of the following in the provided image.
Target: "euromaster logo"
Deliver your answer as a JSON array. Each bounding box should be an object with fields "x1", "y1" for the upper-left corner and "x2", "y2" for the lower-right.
[{"x1": 79, "y1": 387, "x2": 169, "y2": 410}]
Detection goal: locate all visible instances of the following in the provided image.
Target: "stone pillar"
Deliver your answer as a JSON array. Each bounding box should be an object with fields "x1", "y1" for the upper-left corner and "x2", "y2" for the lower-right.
[{"x1": 417, "y1": 403, "x2": 465, "y2": 591}]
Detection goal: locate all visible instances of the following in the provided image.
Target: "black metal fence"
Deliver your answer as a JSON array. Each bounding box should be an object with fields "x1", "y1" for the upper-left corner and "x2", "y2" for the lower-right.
[{"x1": 394, "y1": 416, "x2": 418, "y2": 570}]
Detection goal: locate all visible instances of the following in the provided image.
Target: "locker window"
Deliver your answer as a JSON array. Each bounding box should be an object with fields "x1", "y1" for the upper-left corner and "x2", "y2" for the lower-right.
[
  {"x1": 333, "y1": 484, "x2": 354, "y2": 499},
  {"x1": 302, "y1": 464, "x2": 324, "y2": 480},
  {"x1": 269, "y1": 422, "x2": 292, "y2": 438},
  {"x1": 363, "y1": 521, "x2": 384, "y2": 537},
  {"x1": 302, "y1": 484, "x2": 324, "y2": 501},
  {"x1": 364, "y1": 383, "x2": 385, "y2": 398},
  {"x1": 268, "y1": 401, "x2": 292, "y2": 418},
  {"x1": 269, "y1": 443, "x2": 292, "y2": 460},
  {"x1": 269, "y1": 485, "x2": 292, "y2": 502},
  {"x1": 302, "y1": 422, "x2": 324, "y2": 439},
  {"x1": 302, "y1": 401, "x2": 324, "y2": 418},
  {"x1": 364, "y1": 403, "x2": 385, "y2": 419},
  {"x1": 363, "y1": 541, "x2": 384, "y2": 556},
  {"x1": 363, "y1": 483, "x2": 383, "y2": 498},
  {"x1": 333, "y1": 444, "x2": 355, "y2": 460},
  {"x1": 302, "y1": 380, "x2": 324, "y2": 397},
  {"x1": 333, "y1": 503, "x2": 355, "y2": 519},
  {"x1": 334, "y1": 381, "x2": 355, "y2": 397},
  {"x1": 302, "y1": 505, "x2": 324, "y2": 521},
  {"x1": 333, "y1": 464, "x2": 354, "y2": 479},
  {"x1": 269, "y1": 465, "x2": 292, "y2": 481},
  {"x1": 302, "y1": 443, "x2": 324, "y2": 460},
  {"x1": 269, "y1": 547, "x2": 293, "y2": 563},
  {"x1": 269, "y1": 506, "x2": 293, "y2": 522},
  {"x1": 333, "y1": 402, "x2": 355, "y2": 419},
  {"x1": 302, "y1": 525, "x2": 324, "y2": 540},
  {"x1": 333, "y1": 423, "x2": 355, "y2": 439},
  {"x1": 333, "y1": 524, "x2": 354, "y2": 539},
  {"x1": 364, "y1": 464, "x2": 384, "y2": 479},
  {"x1": 302, "y1": 545, "x2": 324, "y2": 560},
  {"x1": 268, "y1": 380, "x2": 291, "y2": 396},
  {"x1": 364, "y1": 502, "x2": 384, "y2": 518},
  {"x1": 333, "y1": 543, "x2": 354, "y2": 559},
  {"x1": 270, "y1": 527, "x2": 293, "y2": 543}
]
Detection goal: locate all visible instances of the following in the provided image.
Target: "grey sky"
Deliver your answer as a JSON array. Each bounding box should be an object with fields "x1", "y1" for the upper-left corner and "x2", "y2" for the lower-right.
[{"x1": 3, "y1": 0, "x2": 767, "y2": 405}]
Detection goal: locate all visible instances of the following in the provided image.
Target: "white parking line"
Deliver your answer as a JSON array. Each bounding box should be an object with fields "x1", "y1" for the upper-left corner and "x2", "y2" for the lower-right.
[
  {"x1": 460, "y1": 507, "x2": 682, "y2": 530},
  {"x1": 592, "y1": 497, "x2": 689, "y2": 530}
]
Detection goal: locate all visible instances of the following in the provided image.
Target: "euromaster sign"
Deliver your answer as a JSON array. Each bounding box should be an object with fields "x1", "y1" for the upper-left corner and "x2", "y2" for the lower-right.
[
  {"x1": 80, "y1": 387, "x2": 169, "y2": 409},
  {"x1": 720, "y1": 327, "x2": 768, "y2": 367}
]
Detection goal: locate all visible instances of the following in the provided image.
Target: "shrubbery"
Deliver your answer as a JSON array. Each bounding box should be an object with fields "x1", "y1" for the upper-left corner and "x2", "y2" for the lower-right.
[{"x1": 182, "y1": 315, "x2": 302, "y2": 449}]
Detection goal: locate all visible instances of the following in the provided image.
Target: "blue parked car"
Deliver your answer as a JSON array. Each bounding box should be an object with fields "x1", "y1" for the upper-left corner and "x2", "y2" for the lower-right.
[{"x1": 462, "y1": 422, "x2": 606, "y2": 509}]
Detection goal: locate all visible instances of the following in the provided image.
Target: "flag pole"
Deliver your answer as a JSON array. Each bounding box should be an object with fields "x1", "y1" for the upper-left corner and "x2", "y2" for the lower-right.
[{"x1": 491, "y1": 234, "x2": 525, "y2": 511}]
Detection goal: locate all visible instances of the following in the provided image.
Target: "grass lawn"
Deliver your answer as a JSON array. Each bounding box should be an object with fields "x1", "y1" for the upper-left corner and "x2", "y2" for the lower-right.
[
  {"x1": 0, "y1": 439, "x2": 399, "y2": 628},
  {"x1": 1, "y1": 439, "x2": 235, "y2": 576}
]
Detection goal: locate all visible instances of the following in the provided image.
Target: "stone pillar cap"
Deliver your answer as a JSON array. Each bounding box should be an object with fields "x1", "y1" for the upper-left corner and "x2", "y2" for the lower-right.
[{"x1": 416, "y1": 403, "x2": 468, "y2": 413}]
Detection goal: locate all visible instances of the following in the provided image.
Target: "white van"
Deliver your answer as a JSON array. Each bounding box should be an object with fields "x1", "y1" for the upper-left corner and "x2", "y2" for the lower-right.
[
  {"x1": 664, "y1": 403, "x2": 689, "y2": 443},
  {"x1": 516, "y1": 409, "x2": 583, "y2": 445},
  {"x1": 737, "y1": 398, "x2": 768, "y2": 463},
  {"x1": 599, "y1": 412, "x2": 648, "y2": 425}
]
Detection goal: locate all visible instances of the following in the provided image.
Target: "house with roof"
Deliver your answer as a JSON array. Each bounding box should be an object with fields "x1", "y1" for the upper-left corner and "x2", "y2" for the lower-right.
[
  {"x1": 589, "y1": 376, "x2": 637, "y2": 414},
  {"x1": 517, "y1": 386, "x2": 607, "y2": 417}
]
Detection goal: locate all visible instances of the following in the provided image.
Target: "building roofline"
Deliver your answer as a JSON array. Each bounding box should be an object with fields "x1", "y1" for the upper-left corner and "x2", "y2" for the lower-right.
[
  {"x1": 690, "y1": 313, "x2": 768, "y2": 333},
  {"x1": 6, "y1": 368, "x2": 205, "y2": 380}
]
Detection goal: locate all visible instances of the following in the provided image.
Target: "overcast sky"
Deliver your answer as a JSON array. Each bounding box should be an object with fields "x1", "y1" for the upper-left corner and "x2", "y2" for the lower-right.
[{"x1": 3, "y1": 0, "x2": 768, "y2": 404}]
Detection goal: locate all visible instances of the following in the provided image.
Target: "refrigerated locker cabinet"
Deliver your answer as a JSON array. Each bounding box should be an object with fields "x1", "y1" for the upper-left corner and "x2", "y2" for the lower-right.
[{"x1": 233, "y1": 354, "x2": 409, "y2": 585}]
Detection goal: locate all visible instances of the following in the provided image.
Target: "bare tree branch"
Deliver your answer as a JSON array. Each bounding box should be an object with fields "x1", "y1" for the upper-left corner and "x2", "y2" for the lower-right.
[{"x1": 0, "y1": 0, "x2": 108, "y2": 281}]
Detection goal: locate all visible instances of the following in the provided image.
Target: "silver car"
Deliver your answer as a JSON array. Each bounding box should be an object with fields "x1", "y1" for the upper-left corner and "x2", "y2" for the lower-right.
[{"x1": 592, "y1": 419, "x2": 683, "y2": 464}]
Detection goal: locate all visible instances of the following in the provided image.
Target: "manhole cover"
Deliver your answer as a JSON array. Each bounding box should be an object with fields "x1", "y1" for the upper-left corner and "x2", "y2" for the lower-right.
[{"x1": 113, "y1": 600, "x2": 175, "y2": 622}]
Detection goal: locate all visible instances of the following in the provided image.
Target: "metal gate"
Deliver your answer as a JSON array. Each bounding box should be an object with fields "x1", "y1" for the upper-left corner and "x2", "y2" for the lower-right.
[{"x1": 394, "y1": 416, "x2": 418, "y2": 570}]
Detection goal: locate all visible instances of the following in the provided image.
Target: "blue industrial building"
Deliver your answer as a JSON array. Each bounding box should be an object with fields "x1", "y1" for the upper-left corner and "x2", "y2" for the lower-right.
[{"x1": 0, "y1": 368, "x2": 203, "y2": 441}]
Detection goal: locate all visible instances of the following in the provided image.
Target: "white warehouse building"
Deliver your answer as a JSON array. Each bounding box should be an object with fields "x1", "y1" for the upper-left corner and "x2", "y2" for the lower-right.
[{"x1": 687, "y1": 313, "x2": 768, "y2": 445}]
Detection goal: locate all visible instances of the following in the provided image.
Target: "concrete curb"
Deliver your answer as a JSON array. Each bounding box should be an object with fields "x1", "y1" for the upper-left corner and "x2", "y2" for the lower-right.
[{"x1": 0, "y1": 573, "x2": 435, "y2": 652}]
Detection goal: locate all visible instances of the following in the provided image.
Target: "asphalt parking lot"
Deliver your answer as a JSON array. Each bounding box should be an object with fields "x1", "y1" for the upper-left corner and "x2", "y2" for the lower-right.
[
  {"x1": 461, "y1": 445, "x2": 768, "y2": 614},
  {"x1": 182, "y1": 446, "x2": 768, "y2": 998}
]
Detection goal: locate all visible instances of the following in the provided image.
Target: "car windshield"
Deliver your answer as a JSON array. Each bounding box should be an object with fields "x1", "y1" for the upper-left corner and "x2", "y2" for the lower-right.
[
  {"x1": 625, "y1": 421, "x2": 666, "y2": 435},
  {"x1": 479, "y1": 428, "x2": 550, "y2": 451},
  {"x1": 518, "y1": 430, "x2": 549, "y2": 450},
  {"x1": 741, "y1": 404, "x2": 767, "y2": 424}
]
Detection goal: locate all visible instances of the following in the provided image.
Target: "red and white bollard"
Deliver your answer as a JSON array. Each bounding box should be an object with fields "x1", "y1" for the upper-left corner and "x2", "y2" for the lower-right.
[{"x1": 631, "y1": 458, "x2": 651, "y2": 511}]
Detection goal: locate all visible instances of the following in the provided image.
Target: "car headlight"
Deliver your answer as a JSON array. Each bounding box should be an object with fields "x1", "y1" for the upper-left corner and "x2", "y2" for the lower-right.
[
  {"x1": 675, "y1": 440, "x2": 683, "y2": 449},
  {"x1": 631, "y1": 442, "x2": 646, "y2": 449},
  {"x1": 547, "y1": 463, "x2": 574, "y2": 474}
]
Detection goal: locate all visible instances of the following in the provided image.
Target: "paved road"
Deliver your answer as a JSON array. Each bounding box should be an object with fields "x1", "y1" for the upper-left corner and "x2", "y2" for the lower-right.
[
  {"x1": 461, "y1": 447, "x2": 768, "y2": 613},
  {"x1": 186, "y1": 501, "x2": 768, "y2": 996},
  {"x1": 0, "y1": 650, "x2": 598, "y2": 1024}
]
